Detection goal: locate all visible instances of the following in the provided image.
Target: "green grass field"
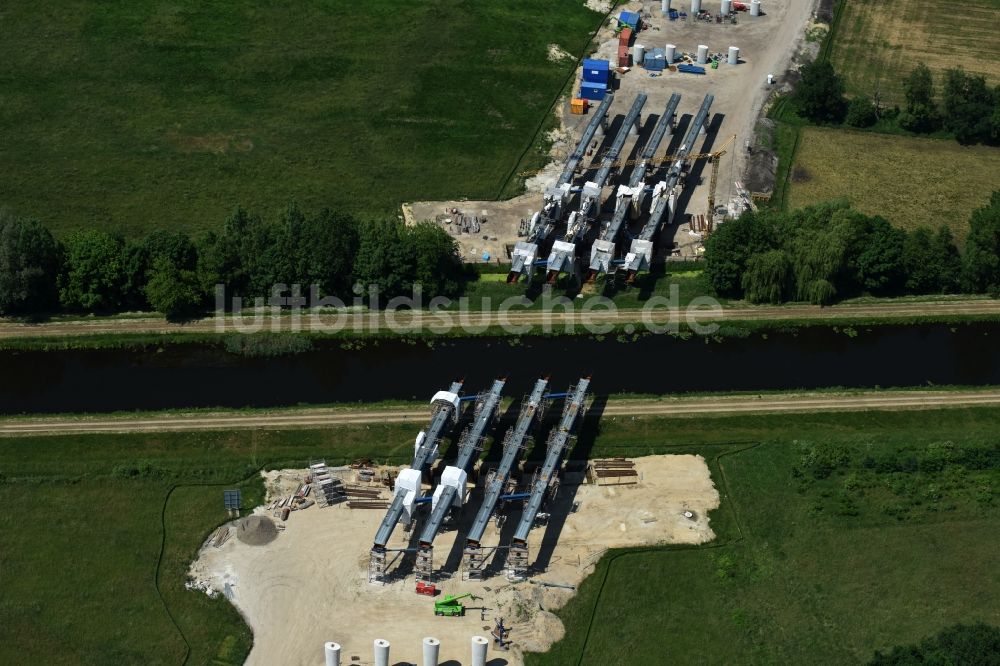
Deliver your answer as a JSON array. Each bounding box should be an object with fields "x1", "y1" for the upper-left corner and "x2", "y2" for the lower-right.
[
  {"x1": 2, "y1": 407, "x2": 1000, "y2": 664},
  {"x1": 830, "y1": 0, "x2": 1000, "y2": 105},
  {"x1": 0, "y1": 1, "x2": 604, "y2": 237},
  {"x1": 532, "y1": 408, "x2": 1000, "y2": 665},
  {"x1": 785, "y1": 127, "x2": 1000, "y2": 244}
]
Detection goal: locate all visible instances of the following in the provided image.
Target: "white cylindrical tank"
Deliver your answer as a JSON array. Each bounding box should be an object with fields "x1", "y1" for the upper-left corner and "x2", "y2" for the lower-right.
[
  {"x1": 665, "y1": 44, "x2": 676, "y2": 64},
  {"x1": 767, "y1": 73, "x2": 775, "y2": 85},
  {"x1": 750, "y1": 0, "x2": 760, "y2": 16},
  {"x1": 634, "y1": 43, "x2": 645, "y2": 65},
  {"x1": 324, "y1": 642, "x2": 341, "y2": 666},
  {"x1": 696, "y1": 45, "x2": 709, "y2": 64},
  {"x1": 728, "y1": 46, "x2": 740, "y2": 65},
  {"x1": 374, "y1": 639, "x2": 390, "y2": 666},
  {"x1": 662, "y1": 0, "x2": 670, "y2": 14},
  {"x1": 471, "y1": 636, "x2": 489, "y2": 666},
  {"x1": 721, "y1": 0, "x2": 731, "y2": 14},
  {"x1": 422, "y1": 637, "x2": 440, "y2": 666},
  {"x1": 691, "y1": 0, "x2": 702, "y2": 13}
]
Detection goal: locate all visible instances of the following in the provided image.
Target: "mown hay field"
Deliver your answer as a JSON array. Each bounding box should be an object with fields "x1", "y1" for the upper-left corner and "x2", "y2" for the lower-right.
[
  {"x1": 786, "y1": 127, "x2": 1000, "y2": 244},
  {"x1": 830, "y1": 0, "x2": 1000, "y2": 104},
  {"x1": 0, "y1": 1, "x2": 604, "y2": 237}
]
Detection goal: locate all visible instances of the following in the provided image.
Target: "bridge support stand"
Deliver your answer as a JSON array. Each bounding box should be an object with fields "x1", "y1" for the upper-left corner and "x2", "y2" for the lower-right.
[
  {"x1": 463, "y1": 546, "x2": 485, "y2": 580},
  {"x1": 368, "y1": 549, "x2": 387, "y2": 584},
  {"x1": 507, "y1": 543, "x2": 529, "y2": 581},
  {"x1": 415, "y1": 547, "x2": 433, "y2": 582}
]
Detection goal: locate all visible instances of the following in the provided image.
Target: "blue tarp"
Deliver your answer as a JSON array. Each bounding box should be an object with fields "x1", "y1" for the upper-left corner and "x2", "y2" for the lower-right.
[
  {"x1": 579, "y1": 81, "x2": 608, "y2": 100},
  {"x1": 582, "y1": 58, "x2": 610, "y2": 84},
  {"x1": 677, "y1": 64, "x2": 706, "y2": 74}
]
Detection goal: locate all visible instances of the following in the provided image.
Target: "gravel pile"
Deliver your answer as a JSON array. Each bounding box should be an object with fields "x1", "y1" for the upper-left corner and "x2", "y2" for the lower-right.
[{"x1": 236, "y1": 515, "x2": 278, "y2": 546}]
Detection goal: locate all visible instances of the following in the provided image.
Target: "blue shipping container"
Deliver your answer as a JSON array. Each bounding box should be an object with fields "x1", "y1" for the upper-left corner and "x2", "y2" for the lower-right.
[
  {"x1": 643, "y1": 54, "x2": 665, "y2": 72},
  {"x1": 619, "y1": 10, "x2": 640, "y2": 29},
  {"x1": 579, "y1": 81, "x2": 608, "y2": 100},
  {"x1": 582, "y1": 58, "x2": 610, "y2": 84}
]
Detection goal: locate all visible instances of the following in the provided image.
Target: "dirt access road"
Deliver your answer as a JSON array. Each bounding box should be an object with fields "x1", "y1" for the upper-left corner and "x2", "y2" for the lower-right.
[
  {"x1": 2, "y1": 299, "x2": 999, "y2": 340},
  {"x1": 4, "y1": 389, "x2": 1000, "y2": 436}
]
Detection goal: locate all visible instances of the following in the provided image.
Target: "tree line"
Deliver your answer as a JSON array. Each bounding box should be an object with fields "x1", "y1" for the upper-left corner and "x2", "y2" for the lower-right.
[
  {"x1": 0, "y1": 207, "x2": 467, "y2": 319},
  {"x1": 793, "y1": 59, "x2": 1000, "y2": 145},
  {"x1": 704, "y1": 192, "x2": 1000, "y2": 304}
]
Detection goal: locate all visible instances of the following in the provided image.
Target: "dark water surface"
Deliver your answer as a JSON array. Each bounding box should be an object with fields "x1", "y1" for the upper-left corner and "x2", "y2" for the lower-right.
[{"x1": 1, "y1": 324, "x2": 998, "y2": 414}]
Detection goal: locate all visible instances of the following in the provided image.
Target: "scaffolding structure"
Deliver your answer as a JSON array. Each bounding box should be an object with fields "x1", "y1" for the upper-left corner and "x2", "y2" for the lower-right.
[
  {"x1": 508, "y1": 95, "x2": 614, "y2": 283},
  {"x1": 508, "y1": 378, "x2": 590, "y2": 580},
  {"x1": 462, "y1": 378, "x2": 550, "y2": 579},
  {"x1": 415, "y1": 378, "x2": 507, "y2": 582},
  {"x1": 546, "y1": 94, "x2": 648, "y2": 283},
  {"x1": 368, "y1": 381, "x2": 464, "y2": 584}
]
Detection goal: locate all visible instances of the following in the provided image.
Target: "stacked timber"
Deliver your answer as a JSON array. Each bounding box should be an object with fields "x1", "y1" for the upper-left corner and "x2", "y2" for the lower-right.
[{"x1": 588, "y1": 458, "x2": 639, "y2": 485}]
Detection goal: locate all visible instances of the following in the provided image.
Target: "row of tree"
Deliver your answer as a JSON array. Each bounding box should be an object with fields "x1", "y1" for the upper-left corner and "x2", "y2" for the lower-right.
[
  {"x1": 0, "y1": 207, "x2": 467, "y2": 318},
  {"x1": 793, "y1": 59, "x2": 1000, "y2": 145},
  {"x1": 704, "y1": 192, "x2": 1000, "y2": 304}
]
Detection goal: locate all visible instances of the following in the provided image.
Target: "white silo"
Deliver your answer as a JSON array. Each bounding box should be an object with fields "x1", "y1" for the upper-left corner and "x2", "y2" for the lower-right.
[
  {"x1": 471, "y1": 636, "x2": 489, "y2": 666},
  {"x1": 324, "y1": 642, "x2": 341, "y2": 666},
  {"x1": 374, "y1": 639, "x2": 390, "y2": 666},
  {"x1": 422, "y1": 637, "x2": 440, "y2": 666},
  {"x1": 728, "y1": 46, "x2": 740, "y2": 65},
  {"x1": 665, "y1": 44, "x2": 676, "y2": 64},
  {"x1": 696, "y1": 45, "x2": 709, "y2": 64}
]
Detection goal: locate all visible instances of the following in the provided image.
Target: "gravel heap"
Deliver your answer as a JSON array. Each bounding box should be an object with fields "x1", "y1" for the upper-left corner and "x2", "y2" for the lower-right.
[{"x1": 236, "y1": 515, "x2": 278, "y2": 546}]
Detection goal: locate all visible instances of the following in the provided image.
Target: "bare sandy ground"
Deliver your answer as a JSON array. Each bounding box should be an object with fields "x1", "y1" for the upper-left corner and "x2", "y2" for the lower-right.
[{"x1": 190, "y1": 455, "x2": 719, "y2": 665}]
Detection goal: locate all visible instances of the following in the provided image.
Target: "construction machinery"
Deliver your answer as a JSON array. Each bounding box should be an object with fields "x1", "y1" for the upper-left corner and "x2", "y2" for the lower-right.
[
  {"x1": 623, "y1": 94, "x2": 714, "y2": 280},
  {"x1": 508, "y1": 377, "x2": 591, "y2": 580},
  {"x1": 434, "y1": 592, "x2": 472, "y2": 617},
  {"x1": 415, "y1": 378, "x2": 507, "y2": 582},
  {"x1": 508, "y1": 94, "x2": 614, "y2": 283},
  {"x1": 589, "y1": 92, "x2": 681, "y2": 280},
  {"x1": 462, "y1": 378, "x2": 550, "y2": 578},
  {"x1": 704, "y1": 133, "x2": 736, "y2": 229},
  {"x1": 545, "y1": 93, "x2": 647, "y2": 283},
  {"x1": 369, "y1": 381, "x2": 464, "y2": 583}
]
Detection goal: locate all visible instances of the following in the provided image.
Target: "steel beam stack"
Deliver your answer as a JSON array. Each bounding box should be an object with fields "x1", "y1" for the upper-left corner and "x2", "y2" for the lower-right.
[
  {"x1": 508, "y1": 95, "x2": 614, "y2": 283},
  {"x1": 589, "y1": 93, "x2": 681, "y2": 279},
  {"x1": 624, "y1": 94, "x2": 714, "y2": 279},
  {"x1": 508, "y1": 377, "x2": 590, "y2": 579},
  {"x1": 462, "y1": 378, "x2": 550, "y2": 578},
  {"x1": 371, "y1": 381, "x2": 463, "y2": 554},
  {"x1": 546, "y1": 94, "x2": 648, "y2": 282},
  {"x1": 415, "y1": 378, "x2": 507, "y2": 580}
]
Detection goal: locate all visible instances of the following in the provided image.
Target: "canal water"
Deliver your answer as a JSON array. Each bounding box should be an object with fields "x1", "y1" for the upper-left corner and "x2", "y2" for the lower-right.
[{"x1": 1, "y1": 324, "x2": 998, "y2": 414}]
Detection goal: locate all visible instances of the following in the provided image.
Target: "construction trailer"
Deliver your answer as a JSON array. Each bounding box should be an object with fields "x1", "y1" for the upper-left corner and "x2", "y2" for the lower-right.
[
  {"x1": 545, "y1": 94, "x2": 648, "y2": 284},
  {"x1": 414, "y1": 378, "x2": 507, "y2": 582},
  {"x1": 624, "y1": 93, "x2": 714, "y2": 280},
  {"x1": 508, "y1": 377, "x2": 591, "y2": 580},
  {"x1": 462, "y1": 378, "x2": 551, "y2": 579},
  {"x1": 508, "y1": 94, "x2": 614, "y2": 283},
  {"x1": 369, "y1": 381, "x2": 464, "y2": 583},
  {"x1": 589, "y1": 92, "x2": 682, "y2": 280}
]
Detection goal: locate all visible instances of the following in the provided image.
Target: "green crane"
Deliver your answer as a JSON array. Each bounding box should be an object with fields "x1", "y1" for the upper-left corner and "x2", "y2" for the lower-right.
[{"x1": 434, "y1": 592, "x2": 472, "y2": 617}]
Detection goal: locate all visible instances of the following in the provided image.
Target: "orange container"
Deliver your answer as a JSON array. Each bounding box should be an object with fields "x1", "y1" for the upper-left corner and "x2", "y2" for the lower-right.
[
  {"x1": 570, "y1": 98, "x2": 589, "y2": 115},
  {"x1": 619, "y1": 27, "x2": 633, "y2": 45}
]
